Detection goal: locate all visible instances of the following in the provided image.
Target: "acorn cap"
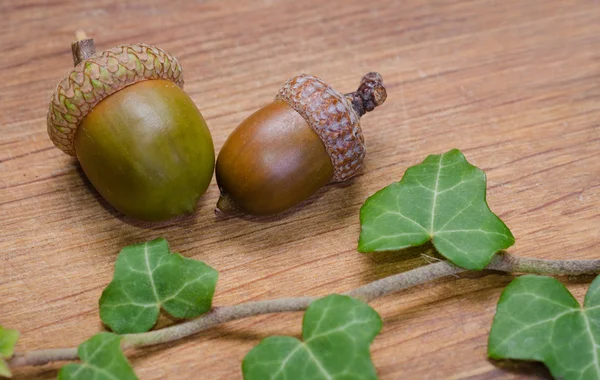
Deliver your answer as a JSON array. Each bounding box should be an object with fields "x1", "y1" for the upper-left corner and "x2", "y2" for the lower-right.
[
  {"x1": 275, "y1": 72, "x2": 386, "y2": 182},
  {"x1": 47, "y1": 40, "x2": 184, "y2": 156}
]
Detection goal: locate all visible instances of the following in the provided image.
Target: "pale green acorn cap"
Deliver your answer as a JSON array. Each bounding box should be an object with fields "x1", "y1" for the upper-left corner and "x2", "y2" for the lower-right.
[{"x1": 47, "y1": 41, "x2": 184, "y2": 156}]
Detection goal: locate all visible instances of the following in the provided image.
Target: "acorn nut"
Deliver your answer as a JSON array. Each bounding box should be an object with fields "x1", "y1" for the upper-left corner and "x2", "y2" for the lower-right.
[
  {"x1": 47, "y1": 32, "x2": 215, "y2": 221},
  {"x1": 215, "y1": 72, "x2": 387, "y2": 216}
]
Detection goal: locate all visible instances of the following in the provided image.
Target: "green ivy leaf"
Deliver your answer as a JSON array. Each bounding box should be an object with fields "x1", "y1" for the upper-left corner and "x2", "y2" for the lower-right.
[
  {"x1": 99, "y1": 238, "x2": 218, "y2": 334},
  {"x1": 58, "y1": 333, "x2": 137, "y2": 380},
  {"x1": 0, "y1": 326, "x2": 19, "y2": 378},
  {"x1": 489, "y1": 275, "x2": 600, "y2": 379},
  {"x1": 358, "y1": 149, "x2": 514, "y2": 270},
  {"x1": 242, "y1": 294, "x2": 382, "y2": 380}
]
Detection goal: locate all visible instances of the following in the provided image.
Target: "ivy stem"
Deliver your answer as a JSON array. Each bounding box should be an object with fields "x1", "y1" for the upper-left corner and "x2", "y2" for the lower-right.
[{"x1": 8, "y1": 253, "x2": 600, "y2": 369}]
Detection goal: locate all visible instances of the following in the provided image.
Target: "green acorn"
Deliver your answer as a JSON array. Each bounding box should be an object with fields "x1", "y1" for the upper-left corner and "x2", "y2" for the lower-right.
[{"x1": 47, "y1": 32, "x2": 215, "y2": 221}]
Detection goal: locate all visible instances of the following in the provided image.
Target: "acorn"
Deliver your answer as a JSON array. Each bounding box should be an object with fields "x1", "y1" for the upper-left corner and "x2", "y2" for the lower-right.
[
  {"x1": 47, "y1": 32, "x2": 214, "y2": 221},
  {"x1": 215, "y1": 72, "x2": 386, "y2": 216}
]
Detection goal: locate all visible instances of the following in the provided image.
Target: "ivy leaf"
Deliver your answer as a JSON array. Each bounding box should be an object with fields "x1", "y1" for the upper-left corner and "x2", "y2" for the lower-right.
[
  {"x1": 488, "y1": 275, "x2": 600, "y2": 380},
  {"x1": 58, "y1": 333, "x2": 137, "y2": 380},
  {"x1": 358, "y1": 149, "x2": 514, "y2": 270},
  {"x1": 242, "y1": 294, "x2": 382, "y2": 380},
  {"x1": 0, "y1": 326, "x2": 19, "y2": 378},
  {"x1": 99, "y1": 238, "x2": 218, "y2": 334}
]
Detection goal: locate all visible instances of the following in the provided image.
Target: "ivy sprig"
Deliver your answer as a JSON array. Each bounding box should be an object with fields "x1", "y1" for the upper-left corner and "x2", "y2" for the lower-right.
[
  {"x1": 7, "y1": 251, "x2": 598, "y2": 379},
  {"x1": 4, "y1": 149, "x2": 600, "y2": 380}
]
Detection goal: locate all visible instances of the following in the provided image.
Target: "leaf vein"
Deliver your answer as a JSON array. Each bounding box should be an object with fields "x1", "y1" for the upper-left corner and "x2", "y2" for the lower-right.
[
  {"x1": 493, "y1": 309, "x2": 577, "y2": 350},
  {"x1": 429, "y1": 154, "x2": 443, "y2": 233},
  {"x1": 143, "y1": 243, "x2": 161, "y2": 304},
  {"x1": 582, "y1": 311, "x2": 600, "y2": 376}
]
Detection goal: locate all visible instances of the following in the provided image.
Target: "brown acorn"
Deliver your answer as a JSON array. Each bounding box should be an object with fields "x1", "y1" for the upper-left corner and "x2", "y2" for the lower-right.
[
  {"x1": 47, "y1": 32, "x2": 215, "y2": 221},
  {"x1": 215, "y1": 72, "x2": 387, "y2": 216}
]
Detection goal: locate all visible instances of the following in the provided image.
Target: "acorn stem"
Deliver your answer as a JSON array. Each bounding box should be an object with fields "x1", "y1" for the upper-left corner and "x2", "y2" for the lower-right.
[
  {"x1": 345, "y1": 72, "x2": 387, "y2": 117},
  {"x1": 71, "y1": 30, "x2": 96, "y2": 67}
]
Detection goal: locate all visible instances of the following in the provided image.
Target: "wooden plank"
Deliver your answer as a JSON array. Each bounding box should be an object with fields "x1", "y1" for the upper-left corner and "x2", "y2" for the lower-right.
[{"x1": 1, "y1": 0, "x2": 598, "y2": 378}]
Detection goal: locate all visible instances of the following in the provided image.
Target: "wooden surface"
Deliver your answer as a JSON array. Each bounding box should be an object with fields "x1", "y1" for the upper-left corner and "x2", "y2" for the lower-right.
[{"x1": 1, "y1": 0, "x2": 599, "y2": 378}]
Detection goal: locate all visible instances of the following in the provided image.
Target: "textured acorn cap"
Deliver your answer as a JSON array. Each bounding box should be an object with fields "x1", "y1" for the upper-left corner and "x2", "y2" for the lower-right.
[
  {"x1": 47, "y1": 43, "x2": 184, "y2": 156},
  {"x1": 275, "y1": 73, "x2": 386, "y2": 182}
]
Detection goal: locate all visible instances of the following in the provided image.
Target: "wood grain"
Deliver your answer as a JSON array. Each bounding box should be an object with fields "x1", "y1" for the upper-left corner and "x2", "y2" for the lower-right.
[{"x1": 1, "y1": 0, "x2": 599, "y2": 378}]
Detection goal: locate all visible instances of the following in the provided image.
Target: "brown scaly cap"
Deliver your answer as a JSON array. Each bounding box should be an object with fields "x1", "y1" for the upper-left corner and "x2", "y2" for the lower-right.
[
  {"x1": 47, "y1": 40, "x2": 184, "y2": 156},
  {"x1": 275, "y1": 73, "x2": 386, "y2": 182}
]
